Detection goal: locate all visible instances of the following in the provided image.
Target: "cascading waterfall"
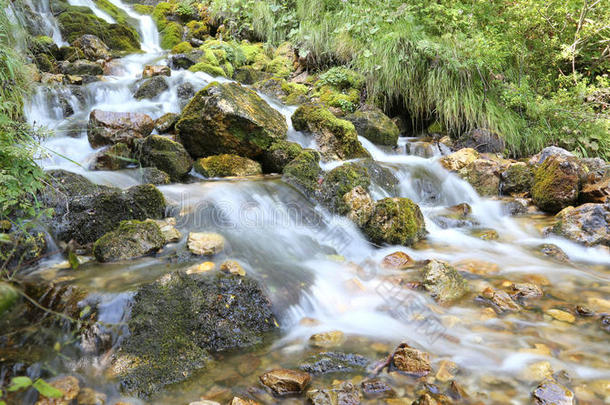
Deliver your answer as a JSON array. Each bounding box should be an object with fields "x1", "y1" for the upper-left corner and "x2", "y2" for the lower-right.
[
  {"x1": 66, "y1": 0, "x2": 115, "y2": 23},
  {"x1": 16, "y1": 0, "x2": 610, "y2": 402},
  {"x1": 23, "y1": 0, "x2": 67, "y2": 45}
]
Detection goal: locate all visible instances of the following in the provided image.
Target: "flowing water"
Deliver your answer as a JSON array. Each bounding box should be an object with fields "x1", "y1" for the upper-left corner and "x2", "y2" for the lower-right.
[{"x1": 11, "y1": 1, "x2": 610, "y2": 403}]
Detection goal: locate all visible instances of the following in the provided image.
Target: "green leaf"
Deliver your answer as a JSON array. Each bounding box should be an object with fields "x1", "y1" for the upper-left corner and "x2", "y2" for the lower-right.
[
  {"x1": 1, "y1": 400, "x2": 6, "y2": 405},
  {"x1": 32, "y1": 379, "x2": 63, "y2": 399},
  {"x1": 8, "y1": 376, "x2": 32, "y2": 392}
]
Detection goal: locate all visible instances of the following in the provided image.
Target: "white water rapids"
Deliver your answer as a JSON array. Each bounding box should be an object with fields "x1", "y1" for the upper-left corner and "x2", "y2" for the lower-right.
[{"x1": 20, "y1": 0, "x2": 610, "y2": 402}]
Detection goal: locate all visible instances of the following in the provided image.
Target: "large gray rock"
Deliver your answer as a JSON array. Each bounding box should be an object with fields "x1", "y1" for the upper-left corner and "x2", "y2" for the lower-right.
[
  {"x1": 456, "y1": 128, "x2": 505, "y2": 153},
  {"x1": 421, "y1": 259, "x2": 468, "y2": 303},
  {"x1": 346, "y1": 106, "x2": 399, "y2": 146},
  {"x1": 551, "y1": 203, "x2": 610, "y2": 246},
  {"x1": 176, "y1": 82, "x2": 287, "y2": 159},
  {"x1": 134, "y1": 76, "x2": 169, "y2": 100},
  {"x1": 134, "y1": 135, "x2": 193, "y2": 181},
  {"x1": 72, "y1": 35, "x2": 110, "y2": 61},
  {"x1": 364, "y1": 198, "x2": 426, "y2": 246},
  {"x1": 60, "y1": 59, "x2": 103, "y2": 76},
  {"x1": 112, "y1": 271, "x2": 278, "y2": 398},
  {"x1": 41, "y1": 170, "x2": 166, "y2": 245},
  {"x1": 87, "y1": 110, "x2": 154, "y2": 148},
  {"x1": 93, "y1": 220, "x2": 165, "y2": 262}
]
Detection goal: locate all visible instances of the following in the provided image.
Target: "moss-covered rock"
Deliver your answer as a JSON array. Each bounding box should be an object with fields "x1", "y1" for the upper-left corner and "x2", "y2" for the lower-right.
[
  {"x1": 133, "y1": 76, "x2": 169, "y2": 100},
  {"x1": 252, "y1": 77, "x2": 308, "y2": 105},
  {"x1": 113, "y1": 271, "x2": 277, "y2": 398},
  {"x1": 194, "y1": 154, "x2": 262, "y2": 177},
  {"x1": 137, "y1": 167, "x2": 171, "y2": 185},
  {"x1": 171, "y1": 41, "x2": 193, "y2": 54},
  {"x1": 318, "y1": 162, "x2": 371, "y2": 214},
  {"x1": 134, "y1": 135, "x2": 193, "y2": 181},
  {"x1": 0, "y1": 231, "x2": 47, "y2": 271},
  {"x1": 282, "y1": 150, "x2": 322, "y2": 195},
  {"x1": 185, "y1": 20, "x2": 209, "y2": 41},
  {"x1": 160, "y1": 22, "x2": 183, "y2": 49},
  {"x1": 41, "y1": 170, "x2": 166, "y2": 245},
  {"x1": 421, "y1": 260, "x2": 468, "y2": 303},
  {"x1": 343, "y1": 186, "x2": 374, "y2": 227},
  {"x1": 72, "y1": 34, "x2": 111, "y2": 61},
  {"x1": 501, "y1": 162, "x2": 534, "y2": 196},
  {"x1": 93, "y1": 220, "x2": 165, "y2": 262},
  {"x1": 364, "y1": 197, "x2": 426, "y2": 246},
  {"x1": 346, "y1": 106, "x2": 399, "y2": 146},
  {"x1": 291, "y1": 104, "x2": 369, "y2": 160},
  {"x1": 0, "y1": 283, "x2": 19, "y2": 317},
  {"x1": 188, "y1": 62, "x2": 226, "y2": 77},
  {"x1": 458, "y1": 158, "x2": 502, "y2": 196},
  {"x1": 234, "y1": 66, "x2": 272, "y2": 85},
  {"x1": 154, "y1": 112, "x2": 179, "y2": 134},
  {"x1": 262, "y1": 140, "x2": 303, "y2": 173},
  {"x1": 60, "y1": 59, "x2": 103, "y2": 76},
  {"x1": 176, "y1": 81, "x2": 287, "y2": 159},
  {"x1": 532, "y1": 155, "x2": 581, "y2": 213},
  {"x1": 312, "y1": 67, "x2": 364, "y2": 113},
  {"x1": 91, "y1": 142, "x2": 133, "y2": 171},
  {"x1": 57, "y1": 5, "x2": 140, "y2": 52}
]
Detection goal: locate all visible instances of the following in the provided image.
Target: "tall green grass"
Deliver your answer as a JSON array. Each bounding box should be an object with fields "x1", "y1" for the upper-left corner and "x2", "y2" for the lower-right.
[
  {"x1": 207, "y1": 0, "x2": 610, "y2": 159},
  {"x1": 0, "y1": 0, "x2": 46, "y2": 220}
]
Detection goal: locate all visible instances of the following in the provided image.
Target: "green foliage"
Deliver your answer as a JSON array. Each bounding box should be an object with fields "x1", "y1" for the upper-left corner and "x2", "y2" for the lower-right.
[
  {"x1": 0, "y1": 1, "x2": 46, "y2": 221},
  {"x1": 4, "y1": 377, "x2": 63, "y2": 399},
  {"x1": 205, "y1": 0, "x2": 610, "y2": 159}
]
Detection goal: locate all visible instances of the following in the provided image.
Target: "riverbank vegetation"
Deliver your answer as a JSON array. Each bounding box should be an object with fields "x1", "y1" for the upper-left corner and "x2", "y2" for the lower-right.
[
  {"x1": 0, "y1": 1, "x2": 45, "y2": 223},
  {"x1": 201, "y1": 0, "x2": 609, "y2": 159}
]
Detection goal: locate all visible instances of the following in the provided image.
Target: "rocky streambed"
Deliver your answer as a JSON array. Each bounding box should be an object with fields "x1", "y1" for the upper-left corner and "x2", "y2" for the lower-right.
[{"x1": 0, "y1": 0, "x2": 609, "y2": 404}]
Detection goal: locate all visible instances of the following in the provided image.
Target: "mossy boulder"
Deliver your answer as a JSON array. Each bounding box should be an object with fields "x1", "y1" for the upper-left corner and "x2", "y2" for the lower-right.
[
  {"x1": 134, "y1": 135, "x2": 193, "y2": 181},
  {"x1": 0, "y1": 283, "x2": 19, "y2": 317},
  {"x1": 91, "y1": 143, "x2": 133, "y2": 171},
  {"x1": 194, "y1": 154, "x2": 262, "y2": 177},
  {"x1": 501, "y1": 162, "x2": 534, "y2": 196},
  {"x1": 313, "y1": 67, "x2": 364, "y2": 113},
  {"x1": 364, "y1": 197, "x2": 426, "y2": 246},
  {"x1": 113, "y1": 271, "x2": 278, "y2": 398},
  {"x1": 57, "y1": 5, "x2": 140, "y2": 52},
  {"x1": 458, "y1": 158, "x2": 503, "y2": 196},
  {"x1": 72, "y1": 34, "x2": 110, "y2": 61},
  {"x1": 318, "y1": 162, "x2": 371, "y2": 214},
  {"x1": 344, "y1": 186, "x2": 374, "y2": 227},
  {"x1": 252, "y1": 77, "x2": 309, "y2": 105},
  {"x1": 154, "y1": 112, "x2": 179, "y2": 134},
  {"x1": 346, "y1": 106, "x2": 399, "y2": 146},
  {"x1": 291, "y1": 104, "x2": 369, "y2": 161},
  {"x1": 422, "y1": 260, "x2": 468, "y2": 303},
  {"x1": 60, "y1": 59, "x2": 103, "y2": 76},
  {"x1": 188, "y1": 62, "x2": 226, "y2": 77},
  {"x1": 41, "y1": 170, "x2": 166, "y2": 245},
  {"x1": 282, "y1": 150, "x2": 322, "y2": 195},
  {"x1": 262, "y1": 140, "x2": 303, "y2": 173},
  {"x1": 234, "y1": 66, "x2": 272, "y2": 85},
  {"x1": 137, "y1": 167, "x2": 171, "y2": 185},
  {"x1": 551, "y1": 203, "x2": 610, "y2": 246},
  {"x1": 0, "y1": 230, "x2": 47, "y2": 271},
  {"x1": 88, "y1": 110, "x2": 154, "y2": 148},
  {"x1": 93, "y1": 220, "x2": 165, "y2": 262},
  {"x1": 532, "y1": 155, "x2": 581, "y2": 213},
  {"x1": 133, "y1": 76, "x2": 169, "y2": 100},
  {"x1": 170, "y1": 41, "x2": 193, "y2": 54},
  {"x1": 176, "y1": 81, "x2": 287, "y2": 160}
]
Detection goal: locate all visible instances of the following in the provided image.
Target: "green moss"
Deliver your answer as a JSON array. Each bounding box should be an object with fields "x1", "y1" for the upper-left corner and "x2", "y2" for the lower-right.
[
  {"x1": 135, "y1": 135, "x2": 193, "y2": 181},
  {"x1": 265, "y1": 56, "x2": 292, "y2": 78},
  {"x1": 240, "y1": 42, "x2": 264, "y2": 64},
  {"x1": 222, "y1": 61, "x2": 234, "y2": 78},
  {"x1": 501, "y1": 163, "x2": 534, "y2": 195},
  {"x1": 282, "y1": 150, "x2": 322, "y2": 195},
  {"x1": 365, "y1": 197, "x2": 426, "y2": 246},
  {"x1": 318, "y1": 67, "x2": 365, "y2": 90},
  {"x1": 194, "y1": 154, "x2": 262, "y2": 177},
  {"x1": 0, "y1": 283, "x2": 19, "y2": 316},
  {"x1": 186, "y1": 20, "x2": 209, "y2": 40},
  {"x1": 171, "y1": 41, "x2": 193, "y2": 54},
  {"x1": 292, "y1": 103, "x2": 369, "y2": 159},
  {"x1": 93, "y1": 0, "x2": 132, "y2": 24},
  {"x1": 346, "y1": 107, "x2": 400, "y2": 146},
  {"x1": 133, "y1": 4, "x2": 153, "y2": 15},
  {"x1": 188, "y1": 62, "x2": 226, "y2": 77},
  {"x1": 92, "y1": 220, "x2": 165, "y2": 262},
  {"x1": 160, "y1": 22, "x2": 183, "y2": 50},
  {"x1": 57, "y1": 6, "x2": 140, "y2": 52},
  {"x1": 318, "y1": 85, "x2": 360, "y2": 113},
  {"x1": 319, "y1": 162, "x2": 371, "y2": 214},
  {"x1": 531, "y1": 157, "x2": 580, "y2": 213},
  {"x1": 152, "y1": 2, "x2": 173, "y2": 31},
  {"x1": 262, "y1": 140, "x2": 303, "y2": 173}
]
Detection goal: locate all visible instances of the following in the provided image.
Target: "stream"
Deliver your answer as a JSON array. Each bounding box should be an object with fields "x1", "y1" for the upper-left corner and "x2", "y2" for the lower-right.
[{"x1": 10, "y1": 0, "x2": 610, "y2": 403}]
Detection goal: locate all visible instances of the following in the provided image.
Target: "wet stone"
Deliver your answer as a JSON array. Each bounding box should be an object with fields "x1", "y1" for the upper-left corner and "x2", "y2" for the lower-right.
[
  {"x1": 532, "y1": 379, "x2": 574, "y2": 405},
  {"x1": 220, "y1": 260, "x2": 245, "y2": 276},
  {"x1": 546, "y1": 309, "x2": 575, "y2": 323},
  {"x1": 307, "y1": 381, "x2": 362, "y2": 405},
  {"x1": 259, "y1": 368, "x2": 311, "y2": 396},
  {"x1": 309, "y1": 330, "x2": 345, "y2": 348},
  {"x1": 381, "y1": 251, "x2": 415, "y2": 270},
  {"x1": 187, "y1": 232, "x2": 226, "y2": 256},
  {"x1": 421, "y1": 260, "x2": 468, "y2": 303},
  {"x1": 35, "y1": 376, "x2": 80, "y2": 405},
  {"x1": 299, "y1": 352, "x2": 369, "y2": 375},
  {"x1": 478, "y1": 287, "x2": 521, "y2": 313},
  {"x1": 538, "y1": 244, "x2": 570, "y2": 262},
  {"x1": 76, "y1": 388, "x2": 107, "y2": 405},
  {"x1": 361, "y1": 378, "x2": 396, "y2": 399},
  {"x1": 511, "y1": 283, "x2": 543, "y2": 300},
  {"x1": 391, "y1": 344, "x2": 432, "y2": 377}
]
